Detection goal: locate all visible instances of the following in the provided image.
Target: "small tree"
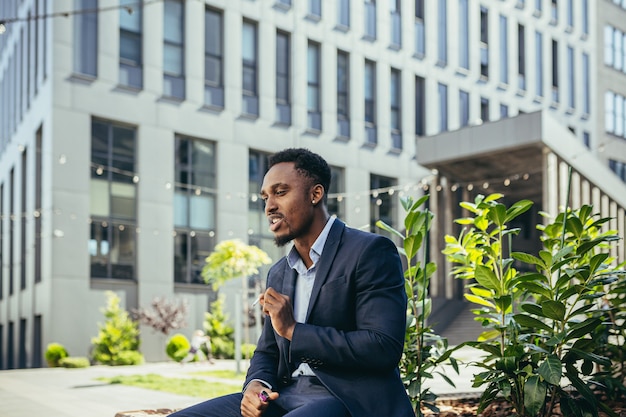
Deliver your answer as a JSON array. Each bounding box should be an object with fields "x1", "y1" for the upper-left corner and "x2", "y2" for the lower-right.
[
  {"x1": 377, "y1": 195, "x2": 458, "y2": 416},
  {"x1": 204, "y1": 295, "x2": 235, "y2": 358},
  {"x1": 201, "y1": 239, "x2": 272, "y2": 290},
  {"x1": 134, "y1": 296, "x2": 188, "y2": 335},
  {"x1": 91, "y1": 291, "x2": 143, "y2": 365}
]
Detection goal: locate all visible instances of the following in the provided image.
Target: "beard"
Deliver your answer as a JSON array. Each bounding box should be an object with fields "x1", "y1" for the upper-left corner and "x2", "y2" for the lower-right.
[{"x1": 272, "y1": 215, "x2": 314, "y2": 247}]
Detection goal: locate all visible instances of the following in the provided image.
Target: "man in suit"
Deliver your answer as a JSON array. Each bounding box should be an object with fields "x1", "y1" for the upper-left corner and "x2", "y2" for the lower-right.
[{"x1": 171, "y1": 148, "x2": 414, "y2": 417}]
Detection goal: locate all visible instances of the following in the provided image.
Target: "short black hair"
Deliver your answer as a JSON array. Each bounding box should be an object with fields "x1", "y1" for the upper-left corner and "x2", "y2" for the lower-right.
[{"x1": 268, "y1": 148, "x2": 331, "y2": 201}]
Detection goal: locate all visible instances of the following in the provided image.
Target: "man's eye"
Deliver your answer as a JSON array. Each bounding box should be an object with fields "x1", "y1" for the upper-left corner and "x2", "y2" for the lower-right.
[{"x1": 276, "y1": 190, "x2": 286, "y2": 196}]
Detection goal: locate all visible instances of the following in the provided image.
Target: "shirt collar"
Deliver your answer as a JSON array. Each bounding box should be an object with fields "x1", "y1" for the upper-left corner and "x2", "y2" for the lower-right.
[{"x1": 287, "y1": 216, "x2": 336, "y2": 272}]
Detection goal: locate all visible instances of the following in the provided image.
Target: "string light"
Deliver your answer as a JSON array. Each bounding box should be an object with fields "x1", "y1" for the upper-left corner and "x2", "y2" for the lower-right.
[{"x1": 0, "y1": 0, "x2": 164, "y2": 33}]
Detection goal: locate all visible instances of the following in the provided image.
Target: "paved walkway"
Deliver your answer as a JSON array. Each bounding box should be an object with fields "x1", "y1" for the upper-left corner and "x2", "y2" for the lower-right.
[{"x1": 0, "y1": 347, "x2": 483, "y2": 417}]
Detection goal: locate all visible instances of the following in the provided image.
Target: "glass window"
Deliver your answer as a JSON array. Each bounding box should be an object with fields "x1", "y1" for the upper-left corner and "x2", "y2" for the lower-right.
[
  {"x1": 390, "y1": 0, "x2": 401, "y2": 47},
  {"x1": 242, "y1": 21, "x2": 258, "y2": 116},
  {"x1": 415, "y1": 76, "x2": 425, "y2": 136},
  {"x1": 414, "y1": 0, "x2": 425, "y2": 57},
  {"x1": 438, "y1": 0, "x2": 447, "y2": 65},
  {"x1": 605, "y1": 26, "x2": 614, "y2": 67},
  {"x1": 364, "y1": 60, "x2": 376, "y2": 124},
  {"x1": 580, "y1": 53, "x2": 589, "y2": 114},
  {"x1": 582, "y1": 0, "x2": 588, "y2": 35},
  {"x1": 90, "y1": 119, "x2": 137, "y2": 280},
  {"x1": 605, "y1": 91, "x2": 615, "y2": 134},
  {"x1": 74, "y1": 0, "x2": 97, "y2": 77},
  {"x1": 552, "y1": 39, "x2": 559, "y2": 102},
  {"x1": 518, "y1": 24, "x2": 526, "y2": 90},
  {"x1": 365, "y1": 0, "x2": 376, "y2": 39},
  {"x1": 438, "y1": 82, "x2": 448, "y2": 132},
  {"x1": 308, "y1": 0, "x2": 321, "y2": 18},
  {"x1": 307, "y1": 42, "x2": 321, "y2": 130},
  {"x1": 551, "y1": 0, "x2": 558, "y2": 24},
  {"x1": 119, "y1": 0, "x2": 143, "y2": 88},
  {"x1": 338, "y1": 0, "x2": 350, "y2": 27},
  {"x1": 328, "y1": 166, "x2": 345, "y2": 219},
  {"x1": 566, "y1": 0, "x2": 573, "y2": 28},
  {"x1": 500, "y1": 104, "x2": 509, "y2": 118},
  {"x1": 337, "y1": 50, "x2": 350, "y2": 138},
  {"x1": 163, "y1": 0, "x2": 185, "y2": 99},
  {"x1": 616, "y1": 94, "x2": 624, "y2": 137},
  {"x1": 615, "y1": 28, "x2": 624, "y2": 72},
  {"x1": 535, "y1": 31, "x2": 543, "y2": 97},
  {"x1": 370, "y1": 174, "x2": 397, "y2": 235},
  {"x1": 390, "y1": 68, "x2": 402, "y2": 150},
  {"x1": 567, "y1": 46, "x2": 575, "y2": 109},
  {"x1": 205, "y1": 8, "x2": 224, "y2": 107},
  {"x1": 174, "y1": 136, "x2": 217, "y2": 284},
  {"x1": 481, "y1": 97, "x2": 489, "y2": 122},
  {"x1": 499, "y1": 15, "x2": 508, "y2": 84},
  {"x1": 459, "y1": 0, "x2": 469, "y2": 69},
  {"x1": 480, "y1": 7, "x2": 488, "y2": 77},
  {"x1": 276, "y1": 31, "x2": 291, "y2": 125},
  {"x1": 460, "y1": 90, "x2": 470, "y2": 127}
]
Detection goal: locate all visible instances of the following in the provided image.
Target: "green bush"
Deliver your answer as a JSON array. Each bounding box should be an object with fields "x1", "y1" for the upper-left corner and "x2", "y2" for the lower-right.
[
  {"x1": 113, "y1": 350, "x2": 145, "y2": 366},
  {"x1": 166, "y1": 333, "x2": 190, "y2": 363},
  {"x1": 241, "y1": 343, "x2": 256, "y2": 360},
  {"x1": 204, "y1": 296, "x2": 235, "y2": 359},
  {"x1": 45, "y1": 343, "x2": 69, "y2": 367},
  {"x1": 91, "y1": 291, "x2": 142, "y2": 366},
  {"x1": 59, "y1": 356, "x2": 90, "y2": 368}
]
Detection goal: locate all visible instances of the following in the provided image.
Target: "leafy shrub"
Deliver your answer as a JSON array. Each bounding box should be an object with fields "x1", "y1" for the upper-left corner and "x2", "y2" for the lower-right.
[
  {"x1": 45, "y1": 343, "x2": 69, "y2": 367},
  {"x1": 91, "y1": 291, "x2": 142, "y2": 366},
  {"x1": 166, "y1": 333, "x2": 190, "y2": 363},
  {"x1": 204, "y1": 296, "x2": 235, "y2": 359},
  {"x1": 59, "y1": 356, "x2": 90, "y2": 368},
  {"x1": 113, "y1": 350, "x2": 145, "y2": 366},
  {"x1": 242, "y1": 343, "x2": 256, "y2": 360}
]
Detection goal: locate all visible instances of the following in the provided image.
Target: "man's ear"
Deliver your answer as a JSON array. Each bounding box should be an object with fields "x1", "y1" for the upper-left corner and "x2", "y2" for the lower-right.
[{"x1": 311, "y1": 184, "x2": 325, "y2": 204}]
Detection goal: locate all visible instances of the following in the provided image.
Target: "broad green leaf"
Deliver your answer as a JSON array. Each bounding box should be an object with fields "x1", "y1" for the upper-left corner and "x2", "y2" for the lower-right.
[
  {"x1": 537, "y1": 354, "x2": 562, "y2": 385},
  {"x1": 465, "y1": 294, "x2": 496, "y2": 309},
  {"x1": 487, "y1": 203, "x2": 507, "y2": 228},
  {"x1": 477, "y1": 329, "x2": 501, "y2": 342},
  {"x1": 403, "y1": 234, "x2": 423, "y2": 260},
  {"x1": 455, "y1": 218, "x2": 475, "y2": 225},
  {"x1": 520, "y1": 302, "x2": 543, "y2": 316},
  {"x1": 565, "y1": 216, "x2": 584, "y2": 238},
  {"x1": 475, "y1": 216, "x2": 489, "y2": 231},
  {"x1": 504, "y1": 199, "x2": 533, "y2": 223},
  {"x1": 494, "y1": 295, "x2": 512, "y2": 313},
  {"x1": 524, "y1": 375, "x2": 547, "y2": 416},
  {"x1": 513, "y1": 313, "x2": 552, "y2": 332},
  {"x1": 576, "y1": 238, "x2": 604, "y2": 256},
  {"x1": 512, "y1": 252, "x2": 545, "y2": 267},
  {"x1": 484, "y1": 193, "x2": 504, "y2": 203},
  {"x1": 469, "y1": 286, "x2": 493, "y2": 298},
  {"x1": 588, "y1": 253, "x2": 609, "y2": 275},
  {"x1": 475, "y1": 265, "x2": 501, "y2": 293},
  {"x1": 541, "y1": 300, "x2": 566, "y2": 321},
  {"x1": 408, "y1": 194, "x2": 429, "y2": 212},
  {"x1": 375, "y1": 220, "x2": 404, "y2": 240},
  {"x1": 565, "y1": 318, "x2": 602, "y2": 341},
  {"x1": 516, "y1": 281, "x2": 552, "y2": 299},
  {"x1": 459, "y1": 201, "x2": 479, "y2": 214},
  {"x1": 569, "y1": 348, "x2": 611, "y2": 366}
]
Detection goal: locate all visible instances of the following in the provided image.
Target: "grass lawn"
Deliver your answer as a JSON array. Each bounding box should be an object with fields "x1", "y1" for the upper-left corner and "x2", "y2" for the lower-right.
[{"x1": 97, "y1": 370, "x2": 245, "y2": 398}]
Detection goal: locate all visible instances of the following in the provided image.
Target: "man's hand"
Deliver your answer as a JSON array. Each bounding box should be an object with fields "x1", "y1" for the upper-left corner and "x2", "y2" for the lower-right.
[
  {"x1": 260, "y1": 287, "x2": 296, "y2": 340},
  {"x1": 240, "y1": 381, "x2": 279, "y2": 417}
]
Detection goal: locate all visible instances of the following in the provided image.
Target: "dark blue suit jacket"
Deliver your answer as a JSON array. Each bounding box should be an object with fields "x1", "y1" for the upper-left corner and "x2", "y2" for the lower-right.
[{"x1": 244, "y1": 219, "x2": 415, "y2": 417}]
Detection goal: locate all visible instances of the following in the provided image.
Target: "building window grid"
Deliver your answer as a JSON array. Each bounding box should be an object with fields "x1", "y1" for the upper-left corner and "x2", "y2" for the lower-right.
[
  {"x1": 481, "y1": 97, "x2": 490, "y2": 122},
  {"x1": 582, "y1": 0, "x2": 589, "y2": 35},
  {"x1": 438, "y1": 82, "x2": 448, "y2": 132},
  {"x1": 414, "y1": 0, "x2": 425, "y2": 58},
  {"x1": 89, "y1": 119, "x2": 138, "y2": 280},
  {"x1": 163, "y1": 0, "x2": 185, "y2": 99},
  {"x1": 459, "y1": 0, "x2": 469, "y2": 70},
  {"x1": 365, "y1": 0, "x2": 377, "y2": 39},
  {"x1": 337, "y1": 0, "x2": 350, "y2": 28},
  {"x1": 536, "y1": 31, "x2": 543, "y2": 97},
  {"x1": 390, "y1": 68, "x2": 402, "y2": 150},
  {"x1": 74, "y1": 0, "x2": 97, "y2": 77},
  {"x1": 365, "y1": 60, "x2": 377, "y2": 145},
  {"x1": 499, "y1": 15, "x2": 508, "y2": 84},
  {"x1": 307, "y1": 41, "x2": 322, "y2": 131},
  {"x1": 460, "y1": 89, "x2": 470, "y2": 127},
  {"x1": 480, "y1": 7, "x2": 489, "y2": 78},
  {"x1": 438, "y1": 0, "x2": 448, "y2": 66},
  {"x1": 308, "y1": 0, "x2": 322, "y2": 18},
  {"x1": 552, "y1": 39, "x2": 559, "y2": 103},
  {"x1": 242, "y1": 20, "x2": 259, "y2": 116},
  {"x1": 337, "y1": 50, "x2": 350, "y2": 138},
  {"x1": 415, "y1": 76, "x2": 425, "y2": 136},
  {"x1": 551, "y1": 0, "x2": 558, "y2": 24},
  {"x1": 174, "y1": 137, "x2": 217, "y2": 285},
  {"x1": 518, "y1": 24, "x2": 526, "y2": 91},
  {"x1": 390, "y1": 0, "x2": 401, "y2": 48},
  {"x1": 276, "y1": 31, "x2": 291, "y2": 125},
  {"x1": 566, "y1": 0, "x2": 573, "y2": 29},
  {"x1": 205, "y1": 8, "x2": 224, "y2": 108},
  {"x1": 567, "y1": 46, "x2": 575, "y2": 110},
  {"x1": 119, "y1": 0, "x2": 143, "y2": 89},
  {"x1": 605, "y1": 91, "x2": 626, "y2": 140},
  {"x1": 20, "y1": 149, "x2": 27, "y2": 291}
]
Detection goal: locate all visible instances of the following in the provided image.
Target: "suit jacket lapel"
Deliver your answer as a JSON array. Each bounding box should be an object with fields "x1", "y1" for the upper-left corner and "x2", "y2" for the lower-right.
[{"x1": 305, "y1": 219, "x2": 345, "y2": 321}]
